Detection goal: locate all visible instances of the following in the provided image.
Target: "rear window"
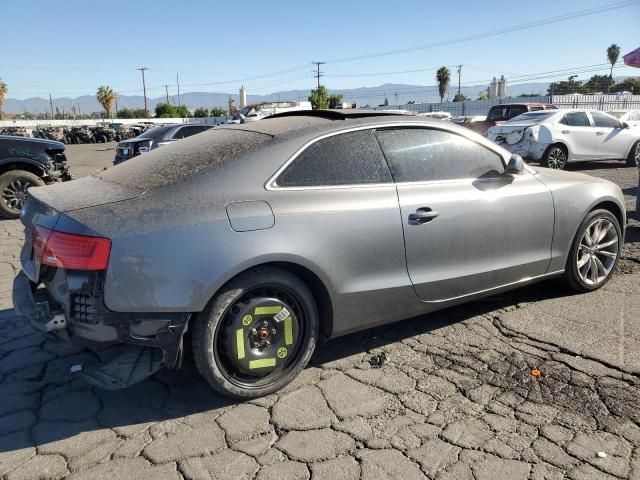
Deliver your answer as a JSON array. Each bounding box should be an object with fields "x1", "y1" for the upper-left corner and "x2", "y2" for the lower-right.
[
  {"x1": 99, "y1": 128, "x2": 270, "y2": 189},
  {"x1": 505, "y1": 111, "x2": 555, "y2": 123}
]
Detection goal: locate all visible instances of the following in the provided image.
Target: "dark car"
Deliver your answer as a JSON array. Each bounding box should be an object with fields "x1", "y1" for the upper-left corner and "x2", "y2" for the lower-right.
[
  {"x1": 0, "y1": 135, "x2": 72, "y2": 218},
  {"x1": 12, "y1": 110, "x2": 625, "y2": 399},
  {"x1": 114, "y1": 124, "x2": 213, "y2": 164},
  {"x1": 455, "y1": 103, "x2": 557, "y2": 136}
]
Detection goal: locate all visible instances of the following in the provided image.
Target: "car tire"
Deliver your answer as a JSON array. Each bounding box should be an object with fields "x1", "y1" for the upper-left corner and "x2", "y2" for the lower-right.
[
  {"x1": 627, "y1": 141, "x2": 640, "y2": 167},
  {"x1": 0, "y1": 170, "x2": 45, "y2": 219},
  {"x1": 542, "y1": 144, "x2": 568, "y2": 170},
  {"x1": 192, "y1": 266, "x2": 319, "y2": 399},
  {"x1": 564, "y1": 209, "x2": 621, "y2": 292}
]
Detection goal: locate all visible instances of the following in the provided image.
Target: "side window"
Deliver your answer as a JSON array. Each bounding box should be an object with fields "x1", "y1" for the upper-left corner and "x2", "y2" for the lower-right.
[
  {"x1": 375, "y1": 128, "x2": 505, "y2": 183},
  {"x1": 171, "y1": 128, "x2": 184, "y2": 140},
  {"x1": 507, "y1": 106, "x2": 527, "y2": 118},
  {"x1": 591, "y1": 112, "x2": 620, "y2": 128},
  {"x1": 530, "y1": 106, "x2": 544, "y2": 111},
  {"x1": 563, "y1": 112, "x2": 591, "y2": 127},
  {"x1": 276, "y1": 129, "x2": 392, "y2": 187},
  {"x1": 181, "y1": 126, "x2": 207, "y2": 138}
]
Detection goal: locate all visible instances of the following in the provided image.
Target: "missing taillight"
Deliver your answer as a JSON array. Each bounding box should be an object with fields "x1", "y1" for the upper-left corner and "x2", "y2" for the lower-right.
[{"x1": 33, "y1": 226, "x2": 111, "y2": 270}]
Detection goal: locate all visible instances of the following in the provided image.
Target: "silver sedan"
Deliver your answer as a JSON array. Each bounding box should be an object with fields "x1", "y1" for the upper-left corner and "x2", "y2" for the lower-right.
[{"x1": 14, "y1": 110, "x2": 626, "y2": 398}]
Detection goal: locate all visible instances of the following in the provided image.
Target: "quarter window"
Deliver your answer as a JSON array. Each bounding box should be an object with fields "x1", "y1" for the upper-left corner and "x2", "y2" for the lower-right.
[
  {"x1": 276, "y1": 129, "x2": 392, "y2": 187},
  {"x1": 591, "y1": 112, "x2": 620, "y2": 128},
  {"x1": 375, "y1": 128, "x2": 505, "y2": 183},
  {"x1": 561, "y1": 112, "x2": 591, "y2": 127}
]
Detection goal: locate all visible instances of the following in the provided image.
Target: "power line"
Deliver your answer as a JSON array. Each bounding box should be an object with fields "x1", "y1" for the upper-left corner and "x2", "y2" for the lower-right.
[{"x1": 325, "y1": 1, "x2": 639, "y2": 64}]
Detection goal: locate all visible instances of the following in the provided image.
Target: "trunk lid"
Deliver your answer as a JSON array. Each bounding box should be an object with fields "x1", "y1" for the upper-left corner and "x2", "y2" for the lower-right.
[{"x1": 27, "y1": 176, "x2": 144, "y2": 213}]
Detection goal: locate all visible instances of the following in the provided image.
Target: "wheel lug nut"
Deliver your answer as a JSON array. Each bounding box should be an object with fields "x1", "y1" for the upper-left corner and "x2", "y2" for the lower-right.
[
  {"x1": 271, "y1": 328, "x2": 277, "y2": 335},
  {"x1": 251, "y1": 328, "x2": 257, "y2": 335},
  {"x1": 265, "y1": 341, "x2": 271, "y2": 347},
  {"x1": 253, "y1": 342, "x2": 260, "y2": 348},
  {"x1": 263, "y1": 321, "x2": 268, "y2": 327}
]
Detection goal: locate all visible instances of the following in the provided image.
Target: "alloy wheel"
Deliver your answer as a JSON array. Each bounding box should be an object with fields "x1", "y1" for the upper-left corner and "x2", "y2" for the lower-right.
[
  {"x1": 635, "y1": 142, "x2": 640, "y2": 166},
  {"x1": 547, "y1": 147, "x2": 567, "y2": 169},
  {"x1": 576, "y1": 218, "x2": 618, "y2": 286},
  {"x1": 2, "y1": 178, "x2": 32, "y2": 210}
]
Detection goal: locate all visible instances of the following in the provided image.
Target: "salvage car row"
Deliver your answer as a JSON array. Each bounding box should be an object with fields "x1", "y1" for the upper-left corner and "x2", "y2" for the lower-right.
[{"x1": 0, "y1": 123, "x2": 159, "y2": 144}]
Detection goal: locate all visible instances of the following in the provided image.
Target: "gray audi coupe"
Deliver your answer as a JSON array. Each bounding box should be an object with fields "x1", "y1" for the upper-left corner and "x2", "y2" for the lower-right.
[{"x1": 13, "y1": 110, "x2": 626, "y2": 398}]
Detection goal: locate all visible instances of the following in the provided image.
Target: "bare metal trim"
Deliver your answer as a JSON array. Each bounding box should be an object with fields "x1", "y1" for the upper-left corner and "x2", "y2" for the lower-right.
[
  {"x1": 265, "y1": 121, "x2": 512, "y2": 191},
  {"x1": 424, "y1": 270, "x2": 565, "y2": 304}
]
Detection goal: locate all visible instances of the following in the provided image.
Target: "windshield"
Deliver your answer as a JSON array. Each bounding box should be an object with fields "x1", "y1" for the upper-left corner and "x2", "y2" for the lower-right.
[{"x1": 504, "y1": 111, "x2": 556, "y2": 124}]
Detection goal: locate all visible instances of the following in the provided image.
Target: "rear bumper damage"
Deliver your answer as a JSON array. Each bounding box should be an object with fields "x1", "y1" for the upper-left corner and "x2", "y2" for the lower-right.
[
  {"x1": 12, "y1": 271, "x2": 190, "y2": 389},
  {"x1": 495, "y1": 140, "x2": 549, "y2": 162}
]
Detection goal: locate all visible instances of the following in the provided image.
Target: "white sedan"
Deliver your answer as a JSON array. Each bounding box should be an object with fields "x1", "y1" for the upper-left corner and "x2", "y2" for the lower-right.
[{"x1": 487, "y1": 109, "x2": 640, "y2": 169}]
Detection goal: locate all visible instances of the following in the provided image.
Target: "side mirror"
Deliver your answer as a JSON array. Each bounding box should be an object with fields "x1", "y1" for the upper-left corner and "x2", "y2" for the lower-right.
[
  {"x1": 620, "y1": 121, "x2": 630, "y2": 129},
  {"x1": 506, "y1": 154, "x2": 525, "y2": 174}
]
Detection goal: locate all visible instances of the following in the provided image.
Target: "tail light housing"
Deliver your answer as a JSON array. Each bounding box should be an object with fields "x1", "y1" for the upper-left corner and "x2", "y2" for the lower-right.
[{"x1": 33, "y1": 226, "x2": 111, "y2": 270}]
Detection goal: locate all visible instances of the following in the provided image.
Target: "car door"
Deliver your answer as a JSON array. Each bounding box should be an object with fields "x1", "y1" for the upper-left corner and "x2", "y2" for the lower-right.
[
  {"x1": 558, "y1": 111, "x2": 597, "y2": 160},
  {"x1": 375, "y1": 126, "x2": 555, "y2": 303},
  {"x1": 267, "y1": 128, "x2": 412, "y2": 335},
  {"x1": 590, "y1": 111, "x2": 631, "y2": 159}
]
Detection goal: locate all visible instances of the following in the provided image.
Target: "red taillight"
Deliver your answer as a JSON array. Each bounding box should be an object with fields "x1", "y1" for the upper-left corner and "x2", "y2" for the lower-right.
[{"x1": 33, "y1": 226, "x2": 111, "y2": 270}]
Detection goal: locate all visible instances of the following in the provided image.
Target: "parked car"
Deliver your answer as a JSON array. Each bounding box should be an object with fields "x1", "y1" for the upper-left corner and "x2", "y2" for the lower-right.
[
  {"x1": 455, "y1": 103, "x2": 557, "y2": 135},
  {"x1": 114, "y1": 124, "x2": 213, "y2": 164},
  {"x1": 0, "y1": 135, "x2": 72, "y2": 218},
  {"x1": 608, "y1": 110, "x2": 640, "y2": 127},
  {"x1": 14, "y1": 110, "x2": 626, "y2": 398},
  {"x1": 488, "y1": 109, "x2": 640, "y2": 169}
]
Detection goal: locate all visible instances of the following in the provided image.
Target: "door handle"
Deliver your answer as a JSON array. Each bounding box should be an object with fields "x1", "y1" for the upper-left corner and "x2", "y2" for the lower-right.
[
  {"x1": 408, "y1": 209, "x2": 439, "y2": 225},
  {"x1": 595, "y1": 131, "x2": 606, "y2": 136},
  {"x1": 561, "y1": 130, "x2": 570, "y2": 134}
]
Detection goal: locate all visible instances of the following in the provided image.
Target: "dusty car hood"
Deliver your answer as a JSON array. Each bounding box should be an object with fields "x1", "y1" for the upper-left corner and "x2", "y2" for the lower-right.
[{"x1": 28, "y1": 176, "x2": 145, "y2": 213}]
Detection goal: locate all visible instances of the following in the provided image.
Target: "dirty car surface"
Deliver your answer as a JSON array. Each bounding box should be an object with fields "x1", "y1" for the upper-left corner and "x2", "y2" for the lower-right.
[{"x1": 12, "y1": 110, "x2": 627, "y2": 398}]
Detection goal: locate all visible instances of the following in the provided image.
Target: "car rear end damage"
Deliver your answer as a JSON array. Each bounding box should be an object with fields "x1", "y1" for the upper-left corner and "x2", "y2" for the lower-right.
[{"x1": 13, "y1": 187, "x2": 190, "y2": 389}]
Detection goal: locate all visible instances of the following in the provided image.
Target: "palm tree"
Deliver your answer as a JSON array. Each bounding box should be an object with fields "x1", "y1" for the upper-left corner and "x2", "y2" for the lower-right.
[
  {"x1": 0, "y1": 79, "x2": 7, "y2": 120},
  {"x1": 96, "y1": 85, "x2": 116, "y2": 120},
  {"x1": 436, "y1": 67, "x2": 451, "y2": 103},
  {"x1": 607, "y1": 44, "x2": 620, "y2": 92}
]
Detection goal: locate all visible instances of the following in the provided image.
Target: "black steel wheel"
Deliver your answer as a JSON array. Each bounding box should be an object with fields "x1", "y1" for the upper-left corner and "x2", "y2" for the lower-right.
[
  {"x1": 0, "y1": 170, "x2": 45, "y2": 219},
  {"x1": 627, "y1": 141, "x2": 640, "y2": 167},
  {"x1": 192, "y1": 267, "x2": 319, "y2": 399}
]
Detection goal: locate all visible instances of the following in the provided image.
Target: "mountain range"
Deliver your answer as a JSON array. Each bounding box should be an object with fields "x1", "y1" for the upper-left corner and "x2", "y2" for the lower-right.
[{"x1": 3, "y1": 81, "x2": 557, "y2": 114}]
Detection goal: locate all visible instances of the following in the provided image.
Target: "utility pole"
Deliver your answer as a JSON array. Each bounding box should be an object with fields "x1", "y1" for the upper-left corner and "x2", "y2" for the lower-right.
[
  {"x1": 163, "y1": 85, "x2": 170, "y2": 103},
  {"x1": 49, "y1": 94, "x2": 54, "y2": 119},
  {"x1": 138, "y1": 67, "x2": 149, "y2": 118},
  {"x1": 176, "y1": 73, "x2": 181, "y2": 106},
  {"x1": 312, "y1": 61, "x2": 325, "y2": 91},
  {"x1": 457, "y1": 65, "x2": 463, "y2": 97},
  {"x1": 394, "y1": 91, "x2": 399, "y2": 105}
]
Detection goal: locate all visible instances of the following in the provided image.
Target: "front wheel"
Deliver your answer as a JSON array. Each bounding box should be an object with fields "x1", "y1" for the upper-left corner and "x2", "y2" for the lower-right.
[
  {"x1": 543, "y1": 144, "x2": 568, "y2": 170},
  {"x1": 564, "y1": 209, "x2": 621, "y2": 292},
  {"x1": 192, "y1": 267, "x2": 319, "y2": 399},
  {"x1": 627, "y1": 141, "x2": 640, "y2": 167},
  {"x1": 0, "y1": 170, "x2": 45, "y2": 219}
]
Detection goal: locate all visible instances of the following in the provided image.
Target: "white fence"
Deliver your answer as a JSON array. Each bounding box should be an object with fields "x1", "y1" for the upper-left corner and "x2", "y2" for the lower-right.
[{"x1": 371, "y1": 94, "x2": 640, "y2": 118}]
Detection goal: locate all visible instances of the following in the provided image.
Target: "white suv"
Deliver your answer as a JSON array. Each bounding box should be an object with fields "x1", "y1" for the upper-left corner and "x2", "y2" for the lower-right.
[{"x1": 487, "y1": 109, "x2": 640, "y2": 169}]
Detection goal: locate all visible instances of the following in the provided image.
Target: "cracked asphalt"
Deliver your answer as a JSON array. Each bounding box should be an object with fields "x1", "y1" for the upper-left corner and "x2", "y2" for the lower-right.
[{"x1": 0, "y1": 144, "x2": 639, "y2": 480}]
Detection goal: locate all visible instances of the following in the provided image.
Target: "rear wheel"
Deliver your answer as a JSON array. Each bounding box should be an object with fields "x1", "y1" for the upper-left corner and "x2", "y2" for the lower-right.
[
  {"x1": 543, "y1": 144, "x2": 568, "y2": 170},
  {"x1": 627, "y1": 141, "x2": 640, "y2": 167},
  {"x1": 0, "y1": 170, "x2": 45, "y2": 219},
  {"x1": 192, "y1": 267, "x2": 319, "y2": 399},
  {"x1": 564, "y1": 209, "x2": 621, "y2": 292}
]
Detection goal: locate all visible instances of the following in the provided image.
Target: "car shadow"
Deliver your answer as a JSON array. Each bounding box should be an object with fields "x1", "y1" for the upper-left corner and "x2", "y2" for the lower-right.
[{"x1": 0, "y1": 275, "x2": 573, "y2": 454}]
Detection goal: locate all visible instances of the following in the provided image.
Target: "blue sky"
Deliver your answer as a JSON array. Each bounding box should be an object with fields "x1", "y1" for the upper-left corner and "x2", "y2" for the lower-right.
[{"x1": 3, "y1": 0, "x2": 639, "y2": 99}]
